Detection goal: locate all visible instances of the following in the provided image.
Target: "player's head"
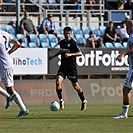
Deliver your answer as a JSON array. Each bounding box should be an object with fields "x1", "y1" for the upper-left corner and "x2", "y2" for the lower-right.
[{"x1": 63, "y1": 26, "x2": 72, "y2": 40}]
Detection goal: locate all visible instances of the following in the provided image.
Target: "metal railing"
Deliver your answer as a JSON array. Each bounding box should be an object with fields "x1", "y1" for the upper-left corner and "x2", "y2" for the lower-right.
[{"x1": 0, "y1": 1, "x2": 132, "y2": 29}]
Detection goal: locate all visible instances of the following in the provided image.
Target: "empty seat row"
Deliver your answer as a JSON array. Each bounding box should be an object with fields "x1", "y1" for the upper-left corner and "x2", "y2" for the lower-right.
[
  {"x1": 102, "y1": 42, "x2": 128, "y2": 49},
  {"x1": 9, "y1": 33, "x2": 59, "y2": 48}
]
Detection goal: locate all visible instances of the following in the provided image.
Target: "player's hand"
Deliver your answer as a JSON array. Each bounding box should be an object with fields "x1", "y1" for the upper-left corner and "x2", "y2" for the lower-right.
[
  {"x1": 65, "y1": 53, "x2": 71, "y2": 58},
  {"x1": 116, "y1": 53, "x2": 124, "y2": 62},
  {"x1": 49, "y1": 56, "x2": 54, "y2": 60}
]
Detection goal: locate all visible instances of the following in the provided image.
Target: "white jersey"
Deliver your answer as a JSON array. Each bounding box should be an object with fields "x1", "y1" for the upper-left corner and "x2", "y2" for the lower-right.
[
  {"x1": 0, "y1": 30, "x2": 13, "y2": 69},
  {"x1": 127, "y1": 32, "x2": 133, "y2": 69},
  {"x1": 116, "y1": 27, "x2": 129, "y2": 40}
]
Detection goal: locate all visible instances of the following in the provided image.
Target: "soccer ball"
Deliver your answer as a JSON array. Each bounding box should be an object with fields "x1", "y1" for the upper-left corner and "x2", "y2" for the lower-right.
[{"x1": 50, "y1": 101, "x2": 60, "y2": 111}]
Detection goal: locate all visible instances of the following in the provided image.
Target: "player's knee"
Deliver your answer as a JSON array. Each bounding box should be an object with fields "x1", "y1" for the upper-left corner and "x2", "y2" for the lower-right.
[{"x1": 56, "y1": 80, "x2": 61, "y2": 86}]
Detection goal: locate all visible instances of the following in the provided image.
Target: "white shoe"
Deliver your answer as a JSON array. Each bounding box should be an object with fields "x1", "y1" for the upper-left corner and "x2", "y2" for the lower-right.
[
  {"x1": 81, "y1": 100, "x2": 88, "y2": 111},
  {"x1": 113, "y1": 113, "x2": 128, "y2": 119},
  {"x1": 60, "y1": 99, "x2": 65, "y2": 110}
]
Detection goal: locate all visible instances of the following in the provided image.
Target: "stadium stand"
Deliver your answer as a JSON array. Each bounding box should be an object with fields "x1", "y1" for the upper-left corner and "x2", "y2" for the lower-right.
[
  {"x1": 0, "y1": 25, "x2": 6, "y2": 31},
  {"x1": 16, "y1": 33, "x2": 28, "y2": 48},
  {"x1": 28, "y1": 42, "x2": 39, "y2": 48},
  {"x1": 28, "y1": 34, "x2": 40, "y2": 47},
  {"x1": 104, "y1": 42, "x2": 115, "y2": 48},
  {"x1": 72, "y1": 26, "x2": 83, "y2": 37},
  {"x1": 55, "y1": 25, "x2": 63, "y2": 34},
  {"x1": 123, "y1": 42, "x2": 128, "y2": 48},
  {"x1": 99, "y1": 25, "x2": 106, "y2": 38},
  {"x1": 75, "y1": 34, "x2": 86, "y2": 47},
  {"x1": 5, "y1": 25, "x2": 16, "y2": 35},
  {"x1": 48, "y1": 34, "x2": 58, "y2": 48},
  {"x1": 89, "y1": 26, "x2": 101, "y2": 39},
  {"x1": 38, "y1": 33, "x2": 51, "y2": 48},
  {"x1": 81, "y1": 25, "x2": 90, "y2": 39},
  {"x1": 113, "y1": 42, "x2": 124, "y2": 48}
]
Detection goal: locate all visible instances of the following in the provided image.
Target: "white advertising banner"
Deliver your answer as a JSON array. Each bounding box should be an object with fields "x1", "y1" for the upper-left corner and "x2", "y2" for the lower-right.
[{"x1": 10, "y1": 48, "x2": 48, "y2": 75}]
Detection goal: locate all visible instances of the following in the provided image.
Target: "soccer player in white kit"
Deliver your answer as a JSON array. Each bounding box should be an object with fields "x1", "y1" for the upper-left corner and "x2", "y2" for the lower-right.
[
  {"x1": 0, "y1": 30, "x2": 29, "y2": 118},
  {"x1": 114, "y1": 29, "x2": 133, "y2": 118}
]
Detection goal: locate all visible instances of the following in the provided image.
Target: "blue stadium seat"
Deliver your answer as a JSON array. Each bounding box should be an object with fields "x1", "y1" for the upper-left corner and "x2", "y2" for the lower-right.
[
  {"x1": 48, "y1": 34, "x2": 58, "y2": 48},
  {"x1": 0, "y1": 25, "x2": 6, "y2": 31},
  {"x1": 71, "y1": 34, "x2": 76, "y2": 41},
  {"x1": 114, "y1": 42, "x2": 124, "y2": 48},
  {"x1": 123, "y1": 42, "x2": 128, "y2": 48},
  {"x1": 5, "y1": 25, "x2": 16, "y2": 35},
  {"x1": 75, "y1": 34, "x2": 86, "y2": 46},
  {"x1": 72, "y1": 26, "x2": 83, "y2": 37},
  {"x1": 81, "y1": 26, "x2": 90, "y2": 38},
  {"x1": 38, "y1": 34, "x2": 51, "y2": 48},
  {"x1": 9, "y1": 33, "x2": 17, "y2": 48},
  {"x1": 57, "y1": 34, "x2": 64, "y2": 39},
  {"x1": 101, "y1": 43, "x2": 106, "y2": 48},
  {"x1": 29, "y1": 42, "x2": 39, "y2": 48},
  {"x1": 28, "y1": 34, "x2": 40, "y2": 47},
  {"x1": 55, "y1": 25, "x2": 63, "y2": 34},
  {"x1": 99, "y1": 25, "x2": 106, "y2": 37},
  {"x1": 16, "y1": 34, "x2": 28, "y2": 48},
  {"x1": 105, "y1": 42, "x2": 115, "y2": 48},
  {"x1": 89, "y1": 26, "x2": 100, "y2": 38}
]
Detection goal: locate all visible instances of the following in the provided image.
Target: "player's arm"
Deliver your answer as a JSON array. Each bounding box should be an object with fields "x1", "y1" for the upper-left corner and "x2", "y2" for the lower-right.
[
  {"x1": 65, "y1": 51, "x2": 82, "y2": 58},
  {"x1": 65, "y1": 43, "x2": 82, "y2": 57},
  {"x1": 116, "y1": 46, "x2": 133, "y2": 61},
  {"x1": 49, "y1": 50, "x2": 62, "y2": 60},
  {"x1": 8, "y1": 39, "x2": 21, "y2": 55}
]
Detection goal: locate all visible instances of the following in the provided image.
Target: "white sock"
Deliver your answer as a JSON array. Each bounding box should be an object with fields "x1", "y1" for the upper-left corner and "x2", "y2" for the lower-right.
[
  {"x1": 12, "y1": 91, "x2": 26, "y2": 111},
  {"x1": 122, "y1": 104, "x2": 129, "y2": 116},
  {"x1": 0, "y1": 86, "x2": 10, "y2": 98}
]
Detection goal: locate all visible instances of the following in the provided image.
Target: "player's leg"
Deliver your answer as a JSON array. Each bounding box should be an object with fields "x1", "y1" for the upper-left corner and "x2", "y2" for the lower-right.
[
  {"x1": 56, "y1": 74, "x2": 65, "y2": 110},
  {"x1": 71, "y1": 82, "x2": 87, "y2": 111},
  {"x1": 113, "y1": 69, "x2": 132, "y2": 119},
  {"x1": 0, "y1": 86, "x2": 10, "y2": 98},
  {"x1": 3, "y1": 67, "x2": 29, "y2": 118},
  {"x1": 0, "y1": 70, "x2": 13, "y2": 109},
  {"x1": 0, "y1": 86, "x2": 11, "y2": 109}
]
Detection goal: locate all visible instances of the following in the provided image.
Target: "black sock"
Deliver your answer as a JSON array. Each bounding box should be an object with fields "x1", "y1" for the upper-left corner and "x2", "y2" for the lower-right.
[
  {"x1": 56, "y1": 89, "x2": 62, "y2": 100},
  {"x1": 78, "y1": 91, "x2": 85, "y2": 102}
]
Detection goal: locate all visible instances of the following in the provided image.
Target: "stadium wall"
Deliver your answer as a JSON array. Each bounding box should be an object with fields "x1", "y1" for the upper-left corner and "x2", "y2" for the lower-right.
[{"x1": 0, "y1": 79, "x2": 133, "y2": 105}]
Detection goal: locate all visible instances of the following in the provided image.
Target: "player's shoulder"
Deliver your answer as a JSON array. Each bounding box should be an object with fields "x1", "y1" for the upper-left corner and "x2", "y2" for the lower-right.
[{"x1": 70, "y1": 38, "x2": 76, "y2": 43}]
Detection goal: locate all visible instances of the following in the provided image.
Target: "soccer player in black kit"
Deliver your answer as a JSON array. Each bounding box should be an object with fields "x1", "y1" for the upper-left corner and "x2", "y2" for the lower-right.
[{"x1": 49, "y1": 26, "x2": 87, "y2": 111}]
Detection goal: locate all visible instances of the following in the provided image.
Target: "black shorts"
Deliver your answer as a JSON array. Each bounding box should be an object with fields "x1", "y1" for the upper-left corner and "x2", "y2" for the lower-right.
[{"x1": 57, "y1": 66, "x2": 78, "y2": 83}]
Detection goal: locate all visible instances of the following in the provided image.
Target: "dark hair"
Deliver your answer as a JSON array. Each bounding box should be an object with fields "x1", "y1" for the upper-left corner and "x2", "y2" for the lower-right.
[
  {"x1": 89, "y1": 31, "x2": 93, "y2": 34},
  {"x1": 121, "y1": 21, "x2": 125, "y2": 25},
  {"x1": 109, "y1": 21, "x2": 113, "y2": 24},
  {"x1": 63, "y1": 26, "x2": 72, "y2": 32}
]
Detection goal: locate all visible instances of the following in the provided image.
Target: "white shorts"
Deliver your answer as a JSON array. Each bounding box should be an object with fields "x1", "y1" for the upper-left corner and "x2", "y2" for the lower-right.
[
  {"x1": 124, "y1": 68, "x2": 133, "y2": 90},
  {"x1": 0, "y1": 67, "x2": 14, "y2": 87}
]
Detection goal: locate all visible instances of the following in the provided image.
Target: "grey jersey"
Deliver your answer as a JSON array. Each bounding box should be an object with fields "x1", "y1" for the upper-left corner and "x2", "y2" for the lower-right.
[{"x1": 0, "y1": 30, "x2": 13, "y2": 69}]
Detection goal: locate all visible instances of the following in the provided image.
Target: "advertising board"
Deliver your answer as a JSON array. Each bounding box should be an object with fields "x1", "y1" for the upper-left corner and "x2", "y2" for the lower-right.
[
  {"x1": 48, "y1": 48, "x2": 129, "y2": 74},
  {"x1": 10, "y1": 48, "x2": 48, "y2": 75}
]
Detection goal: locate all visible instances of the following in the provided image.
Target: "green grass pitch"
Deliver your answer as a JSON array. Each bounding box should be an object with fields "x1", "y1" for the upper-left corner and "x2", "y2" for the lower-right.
[{"x1": 0, "y1": 104, "x2": 133, "y2": 133}]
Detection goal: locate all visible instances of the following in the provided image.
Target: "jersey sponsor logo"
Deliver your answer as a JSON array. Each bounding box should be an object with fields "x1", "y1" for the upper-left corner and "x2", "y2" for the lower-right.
[{"x1": 67, "y1": 44, "x2": 70, "y2": 47}]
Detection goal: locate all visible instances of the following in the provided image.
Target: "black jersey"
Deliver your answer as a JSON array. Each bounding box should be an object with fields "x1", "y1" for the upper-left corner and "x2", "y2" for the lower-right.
[{"x1": 59, "y1": 38, "x2": 81, "y2": 70}]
